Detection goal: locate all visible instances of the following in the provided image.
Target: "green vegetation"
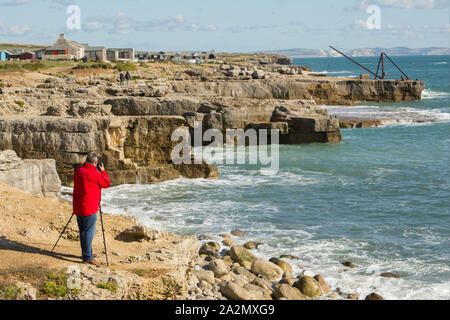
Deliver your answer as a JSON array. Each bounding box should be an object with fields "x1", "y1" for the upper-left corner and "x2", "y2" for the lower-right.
[
  {"x1": 14, "y1": 100, "x2": 25, "y2": 108},
  {"x1": 73, "y1": 62, "x2": 112, "y2": 70},
  {"x1": 0, "y1": 60, "x2": 74, "y2": 72},
  {"x1": 114, "y1": 62, "x2": 138, "y2": 72},
  {"x1": 131, "y1": 269, "x2": 147, "y2": 277},
  {"x1": 0, "y1": 286, "x2": 22, "y2": 300},
  {"x1": 97, "y1": 282, "x2": 118, "y2": 292},
  {"x1": 40, "y1": 271, "x2": 80, "y2": 298}
]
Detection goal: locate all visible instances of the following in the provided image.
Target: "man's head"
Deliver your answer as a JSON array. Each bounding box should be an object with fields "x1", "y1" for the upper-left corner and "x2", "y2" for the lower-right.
[{"x1": 86, "y1": 153, "x2": 98, "y2": 166}]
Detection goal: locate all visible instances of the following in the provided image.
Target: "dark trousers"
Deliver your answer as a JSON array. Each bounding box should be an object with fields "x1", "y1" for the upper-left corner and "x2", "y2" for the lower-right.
[{"x1": 76, "y1": 213, "x2": 97, "y2": 262}]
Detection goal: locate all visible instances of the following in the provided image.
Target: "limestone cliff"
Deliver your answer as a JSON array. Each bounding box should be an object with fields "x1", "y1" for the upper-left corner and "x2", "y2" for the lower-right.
[
  {"x1": 0, "y1": 117, "x2": 218, "y2": 186},
  {"x1": 170, "y1": 79, "x2": 425, "y2": 105}
]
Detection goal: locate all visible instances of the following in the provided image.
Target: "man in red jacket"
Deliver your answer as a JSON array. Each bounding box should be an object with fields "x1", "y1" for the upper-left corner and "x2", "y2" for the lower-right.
[{"x1": 73, "y1": 153, "x2": 111, "y2": 267}]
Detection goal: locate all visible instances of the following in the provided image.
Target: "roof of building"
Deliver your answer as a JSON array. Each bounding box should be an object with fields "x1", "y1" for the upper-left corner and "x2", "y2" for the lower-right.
[
  {"x1": 107, "y1": 48, "x2": 134, "y2": 52},
  {"x1": 84, "y1": 46, "x2": 106, "y2": 51}
]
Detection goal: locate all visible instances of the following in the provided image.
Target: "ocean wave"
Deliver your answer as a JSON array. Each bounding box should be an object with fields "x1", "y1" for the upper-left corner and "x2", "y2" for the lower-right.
[
  {"x1": 324, "y1": 105, "x2": 450, "y2": 124},
  {"x1": 433, "y1": 62, "x2": 449, "y2": 65},
  {"x1": 310, "y1": 70, "x2": 354, "y2": 75},
  {"x1": 422, "y1": 89, "x2": 450, "y2": 100}
]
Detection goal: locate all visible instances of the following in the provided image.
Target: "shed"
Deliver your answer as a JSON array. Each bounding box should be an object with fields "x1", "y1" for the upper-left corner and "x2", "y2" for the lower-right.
[
  {"x1": 0, "y1": 51, "x2": 10, "y2": 61},
  {"x1": 20, "y1": 52, "x2": 35, "y2": 60}
]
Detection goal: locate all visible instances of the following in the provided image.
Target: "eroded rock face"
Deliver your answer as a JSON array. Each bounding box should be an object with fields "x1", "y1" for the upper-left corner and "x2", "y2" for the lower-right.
[
  {"x1": 171, "y1": 79, "x2": 425, "y2": 105},
  {"x1": 0, "y1": 116, "x2": 218, "y2": 186},
  {"x1": 0, "y1": 150, "x2": 61, "y2": 197},
  {"x1": 106, "y1": 96, "x2": 342, "y2": 145}
]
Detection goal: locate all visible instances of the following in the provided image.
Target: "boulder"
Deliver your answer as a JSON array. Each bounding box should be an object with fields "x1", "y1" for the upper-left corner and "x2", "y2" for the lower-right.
[
  {"x1": 231, "y1": 230, "x2": 245, "y2": 238},
  {"x1": 365, "y1": 293, "x2": 384, "y2": 300},
  {"x1": 269, "y1": 258, "x2": 292, "y2": 273},
  {"x1": 219, "y1": 281, "x2": 268, "y2": 300},
  {"x1": 243, "y1": 283, "x2": 272, "y2": 300},
  {"x1": 232, "y1": 265, "x2": 256, "y2": 282},
  {"x1": 252, "y1": 70, "x2": 265, "y2": 79},
  {"x1": 115, "y1": 225, "x2": 165, "y2": 242},
  {"x1": 314, "y1": 275, "x2": 330, "y2": 294},
  {"x1": 199, "y1": 242, "x2": 221, "y2": 256},
  {"x1": 244, "y1": 241, "x2": 263, "y2": 249},
  {"x1": 0, "y1": 150, "x2": 61, "y2": 198},
  {"x1": 294, "y1": 276, "x2": 322, "y2": 298},
  {"x1": 0, "y1": 150, "x2": 21, "y2": 171},
  {"x1": 272, "y1": 284, "x2": 307, "y2": 300},
  {"x1": 209, "y1": 259, "x2": 229, "y2": 278},
  {"x1": 16, "y1": 282, "x2": 37, "y2": 300},
  {"x1": 347, "y1": 293, "x2": 359, "y2": 300},
  {"x1": 251, "y1": 260, "x2": 284, "y2": 281},
  {"x1": 229, "y1": 246, "x2": 256, "y2": 269},
  {"x1": 380, "y1": 272, "x2": 401, "y2": 278},
  {"x1": 222, "y1": 239, "x2": 234, "y2": 247},
  {"x1": 222, "y1": 256, "x2": 233, "y2": 268},
  {"x1": 193, "y1": 270, "x2": 215, "y2": 285},
  {"x1": 250, "y1": 277, "x2": 273, "y2": 293},
  {"x1": 219, "y1": 234, "x2": 231, "y2": 239},
  {"x1": 341, "y1": 261, "x2": 358, "y2": 269}
]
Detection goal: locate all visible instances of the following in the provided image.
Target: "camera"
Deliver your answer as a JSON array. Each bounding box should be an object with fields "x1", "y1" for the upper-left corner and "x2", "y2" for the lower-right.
[{"x1": 97, "y1": 161, "x2": 104, "y2": 172}]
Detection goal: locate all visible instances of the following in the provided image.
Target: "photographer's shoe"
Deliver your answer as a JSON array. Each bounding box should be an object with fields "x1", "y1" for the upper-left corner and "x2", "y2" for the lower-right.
[{"x1": 83, "y1": 259, "x2": 101, "y2": 267}]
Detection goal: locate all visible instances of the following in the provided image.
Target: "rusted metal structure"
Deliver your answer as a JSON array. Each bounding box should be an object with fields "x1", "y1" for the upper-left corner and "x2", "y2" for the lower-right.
[{"x1": 329, "y1": 46, "x2": 410, "y2": 80}]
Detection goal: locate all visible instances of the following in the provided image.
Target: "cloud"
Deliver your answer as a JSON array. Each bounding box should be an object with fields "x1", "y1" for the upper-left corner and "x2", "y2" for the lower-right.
[
  {"x1": 84, "y1": 21, "x2": 103, "y2": 32},
  {"x1": 359, "y1": 0, "x2": 449, "y2": 9},
  {"x1": 0, "y1": 0, "x2": 32, "y2": 6},
  {"x1": 134, "y1": 14, "x2": 215, "y2": 32},
  {"x1": 0, "y1": 23, "x2": 32, "y2": 36}
]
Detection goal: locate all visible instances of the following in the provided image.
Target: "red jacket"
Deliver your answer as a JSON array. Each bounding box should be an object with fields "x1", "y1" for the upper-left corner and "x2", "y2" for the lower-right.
[{"x1": 73, "y1": 162, "x2": 111, "y2": 216}]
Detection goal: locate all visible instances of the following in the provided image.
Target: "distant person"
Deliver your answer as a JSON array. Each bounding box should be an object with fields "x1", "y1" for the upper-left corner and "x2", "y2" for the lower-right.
[
  {"x1": 73, "y1": 153, "x2": 111, "y2": 267},
  {"x1": 125, "y1": 71, "x2": 131, "y2": 86},
  {"x1": 119, "y1": 72, "x2": 125, "y2": 86}
]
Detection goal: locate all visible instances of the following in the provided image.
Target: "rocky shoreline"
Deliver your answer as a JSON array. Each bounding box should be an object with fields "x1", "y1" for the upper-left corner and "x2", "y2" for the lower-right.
[
  {"x1": 0, "y1": 53, "x2": 423, "y2": 300},
  {"x1": 0, "y1": 178, "x2": 385, "y2": 301}
]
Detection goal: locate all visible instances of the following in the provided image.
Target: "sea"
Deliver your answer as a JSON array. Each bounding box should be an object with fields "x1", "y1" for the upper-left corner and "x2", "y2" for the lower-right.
[{"x1": 76, "y1": 56, "x2": 450, "y2": 299}]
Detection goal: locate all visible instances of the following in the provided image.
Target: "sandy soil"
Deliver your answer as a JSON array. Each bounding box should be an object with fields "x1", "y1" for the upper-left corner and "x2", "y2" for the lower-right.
[{"x1": 0, "y1": 182, "x2": 186, "y2": 287}]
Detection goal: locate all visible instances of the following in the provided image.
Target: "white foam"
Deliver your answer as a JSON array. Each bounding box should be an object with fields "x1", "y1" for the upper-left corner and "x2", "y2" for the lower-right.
[
  {"x1": 422, "y1": 89, "x2": 450, "y2": 100},
  {"x1": 323, "y1": 104, "x2": 450, "y2": 124}
]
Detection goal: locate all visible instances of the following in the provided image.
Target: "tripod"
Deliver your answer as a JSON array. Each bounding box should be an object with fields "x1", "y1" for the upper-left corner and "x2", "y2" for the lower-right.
[{"x1": 51, "y1": 205, "x2": 109, "y2": 267}]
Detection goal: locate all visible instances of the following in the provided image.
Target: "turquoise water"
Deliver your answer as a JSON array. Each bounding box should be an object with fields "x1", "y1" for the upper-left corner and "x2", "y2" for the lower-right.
[{"x1": 98, "y1": 56, "x2": 449, "y2": 299}]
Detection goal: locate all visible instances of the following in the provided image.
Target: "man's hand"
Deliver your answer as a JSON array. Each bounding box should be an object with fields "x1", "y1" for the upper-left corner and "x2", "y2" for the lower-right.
[{"x1": 98, "y1": 163, "x2": 105, "y2": 172}]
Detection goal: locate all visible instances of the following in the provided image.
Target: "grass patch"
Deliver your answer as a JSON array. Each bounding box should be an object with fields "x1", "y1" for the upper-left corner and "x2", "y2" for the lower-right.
[
  {"x1": 0, "y1": 286, "x2": 22, "y2": 300},
  {"x1": 114, "y1": 62, "x2": 138, "y2": 72},
  {"x1": 73, "y1": 62, "x2": 112, "y2": 70},
  {"x1": 40, "y1": 271, "x2": 80, "y2": 298},
  {"x1": 0, "y1": 60, "x2": 74, "y2": 72},
  {"x1": 97, "y1": 282, "x2": 118, "y2": 292},
  {"x1": 131, "y1": 269, "x2": 148, "y2": 277}
]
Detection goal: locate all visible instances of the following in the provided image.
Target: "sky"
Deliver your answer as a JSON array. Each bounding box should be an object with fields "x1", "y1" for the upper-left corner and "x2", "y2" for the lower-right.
[{"x1": 0, "y1": 0, "x2": 449, "y2": 52}]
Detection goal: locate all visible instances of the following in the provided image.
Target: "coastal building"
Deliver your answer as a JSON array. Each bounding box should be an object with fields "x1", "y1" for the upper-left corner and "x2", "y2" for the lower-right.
[
  {"x1": 19, "y1": 52, "x2": 35, "y2": 60},
  {"x1": 84, "y1": 46, "x2": 107, "y2": 62},
  {"x1": 6, "y1": 50, "x2": 24, "y2": 60},
  {"x1": 34, "y1": 48, "x2": 46, "y2": 60},
  {"x1": 107, "y1": 48, "x2": 135, "y2": 61},
  {"x1": 43, "y1": 34, "x2": 85, "y2": 60},
  {"x1": 0, "y1": 51, "x2": 10, "y2": 61}
]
